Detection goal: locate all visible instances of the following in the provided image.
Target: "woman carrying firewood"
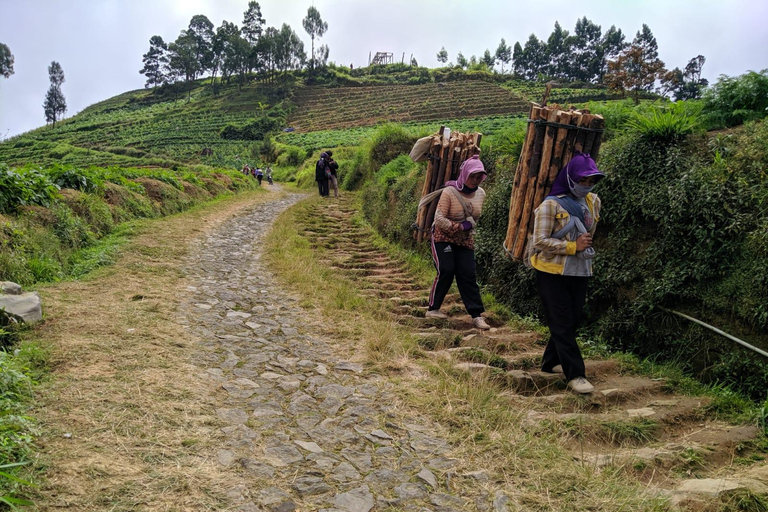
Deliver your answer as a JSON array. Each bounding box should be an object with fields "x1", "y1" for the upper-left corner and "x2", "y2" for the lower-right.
[
  {"x1": 529, "y1": 152, "x2": 604, "y2": 394},
  {"x1": 425, "y1": 154, "x2": 490, "y2": 330}
]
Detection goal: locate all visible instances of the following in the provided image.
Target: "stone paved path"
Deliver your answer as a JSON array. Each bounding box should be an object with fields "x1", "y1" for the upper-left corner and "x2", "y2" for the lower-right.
[{"x1": 177, "y1": 191, "x2": 507, "y2": 512}]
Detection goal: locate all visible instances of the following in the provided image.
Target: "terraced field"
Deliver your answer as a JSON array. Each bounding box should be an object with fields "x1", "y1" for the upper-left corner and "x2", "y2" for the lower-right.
[
  {"x1": 291, "y1": 193, "x2": 768, "y2": 509},
  {"x1": 287, "y1": 81, "x2": 530, "y2": 132}
]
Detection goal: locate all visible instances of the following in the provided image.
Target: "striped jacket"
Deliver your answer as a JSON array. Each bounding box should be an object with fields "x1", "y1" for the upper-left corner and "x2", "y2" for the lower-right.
[
  {"x1": 433, "y1": 187, "x2": 486, "y2": 249},
  {"x1": 529, "y1": 193, "x2": 601, "y2": 276}
]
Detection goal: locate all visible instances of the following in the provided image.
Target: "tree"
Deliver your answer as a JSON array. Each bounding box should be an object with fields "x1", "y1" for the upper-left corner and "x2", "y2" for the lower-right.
[
  {"x1": 0, "y1": 43, "x2": 14, "y2": 79},
  {"x1": 545, "y1": 21, "x2": 570, "y2": 78},
  {"x1": 139, "y1": 35, "x2": 168, "y2": 88},
  {"x1": 569, "y1": 17, "x2": 603, "y2": 82},
  {"x1": 187, "y1": 15, "x2": 214, "y2": 78},
  {"x1": 482, "y1": 49, "x2": 495, "y2": 71},
  {"x1": 456, "y1": 51, "x2": 468, "y2": 69},
  {"x1": 43, "y1": 61, "x2": 66, "y2": 127},
  {"x1": 275, "y1": 23, "x2": 305, "y2": 78},
  {"x1": 600, "y1": 25, "x2": 627, "y2": 82},
  {"x1": 521, "y1": 34, "x2": 547, "y2": 80},
  {"x1": 302, "y1": 6, "x2": 327, "y2": 71},
  {"x1": 241, "y1": 1, "x2": 265, "y2": 45},
  {"x1": 495, "y1": 38, "x2": 511, "y2": 74},
  {"x1": 167, "y1": 30, "x2": 200, "y2": 96},
  {"x1": 436, "y1": 46, "x2": 448, "y2": 65},
  {"x1": 661, "y1": 55, "x2": 708, "y2": 100},
  {"x1": 512, "y1": 42, "x2": 523, "y2": 76},
  {"x1": 604, "y1": 43, "x2": 666, "y2": 103}
]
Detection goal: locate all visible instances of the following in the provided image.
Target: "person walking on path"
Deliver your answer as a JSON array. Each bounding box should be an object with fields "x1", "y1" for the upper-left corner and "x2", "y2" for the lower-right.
[
  {"x1": 315, "y1": 152, "x2": 331, "y2": 197},
  {"x1": 266, "y1": 166, "x2": 273, "y2": 185},
  {"x1": 327, "y1": 151, "x2": 340, "y2": 198},
  {"x1": 425, "y1": 154, "x2": 490, "y2": 330},
  {"x1": 529, "y1": 152, "x2": 604, "y2": 394},
  {"x1": 255, "y1": 166, "x2": 264, "y2": 186}
]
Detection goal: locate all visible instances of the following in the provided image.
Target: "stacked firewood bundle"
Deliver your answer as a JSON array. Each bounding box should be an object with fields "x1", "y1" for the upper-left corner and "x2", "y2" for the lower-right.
[
  {"x1": 412, "y1": 127, "x2": 482, "y2": 242},
  {"x1": 503, "y1": 103, "x2": 604, "y2": 261}
]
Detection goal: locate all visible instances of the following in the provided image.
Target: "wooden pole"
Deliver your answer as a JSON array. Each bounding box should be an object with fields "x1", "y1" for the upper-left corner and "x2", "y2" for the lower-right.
[
  {"x1": 512, "y1": 106, "x2": 547, "y2": 259},
  {"x1": 530, "y1": 107, "x2": 560, "y2": 216},
  {"x1": 504, "y1": 104, "x2": 539, "y2": 254}
]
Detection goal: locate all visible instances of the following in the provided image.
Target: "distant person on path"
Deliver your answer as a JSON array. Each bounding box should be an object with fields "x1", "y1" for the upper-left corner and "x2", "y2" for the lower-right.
[
  {"x1": 242, "y1": 163, "x2": 250, "y2": 176},
  {"x1": 529, "y1": 152, "x2": 604, "y2": 395},
  {"x1": 425, "y1": 154, "x2": 490, "y2": 330},
  {"x1": 327, "y1": 151, "x2": 340, "y2": 198},
  {"x1": 266, "y1": 166, "x2": 273, "y2": 185},
  {"x1": 255, "y1": 166, "x2": 264, "y2": 186},
  {"x1": 315, "y1": 151, "x2": 331, "y2": 197}
]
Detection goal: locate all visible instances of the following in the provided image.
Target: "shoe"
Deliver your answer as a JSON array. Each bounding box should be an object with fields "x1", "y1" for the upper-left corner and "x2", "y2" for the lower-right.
[
  {"x1": 541, "y1": 365, "x2": 563, "y2": 374},
  {"x1": 425, "y1": 309, "x2": 448, "y2": 319},
  {"x1": 472, "y1": 316, "x2": 490, "y2": 330},
  {"x1": 567, "y1": 377, "x2": 595, "y2": 394}
]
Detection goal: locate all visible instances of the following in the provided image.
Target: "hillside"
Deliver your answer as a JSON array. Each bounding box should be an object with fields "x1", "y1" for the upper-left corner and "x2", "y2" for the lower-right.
[{"x1": 287, "y1": 81, "x2": 529, "y2": 132}]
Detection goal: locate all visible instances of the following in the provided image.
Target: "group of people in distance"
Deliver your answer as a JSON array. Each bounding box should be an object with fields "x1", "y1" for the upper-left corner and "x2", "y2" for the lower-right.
[
  {"x1": 242, "y1": 163, "x2": 273, "y2": 186},
  {"x1": 314, "y1": 151, "x2": 340, "y2": 198},
  {"x1": 423, "y1": 151, "x2": 604, "y2": 395}
]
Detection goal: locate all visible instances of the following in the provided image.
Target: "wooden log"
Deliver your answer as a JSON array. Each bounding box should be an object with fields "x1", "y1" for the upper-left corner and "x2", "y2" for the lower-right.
[
  {"x1": 560, "y1": 111, "x2": 582, "y2": 170},
  {"x1": 585, "y1": 114, "x2": 605, "y2": 160},
  {"x1": 511, "y1": 106, "x2": 548, "y2": 259},
  {"x1": 545, "y1": 110, "x2": 573, "y2": 190},
  {"x1": 504, "y1": 105, "x2": 539, "y2": 253},
  {"x1": 531, "y1": 107, "x2": 560, "y2": 216},
  {"x1": 574, "y1": 113, "x2": 594, "y2": 154},
  {"x1": 421, "y1": 136, "x2": 455, "y2": 240}
]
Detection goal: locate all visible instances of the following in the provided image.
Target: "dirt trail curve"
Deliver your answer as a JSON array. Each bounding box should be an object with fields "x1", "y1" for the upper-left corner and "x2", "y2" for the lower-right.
[{"x1": 177, "y1": 190, "x2": 513, "y2": 511}]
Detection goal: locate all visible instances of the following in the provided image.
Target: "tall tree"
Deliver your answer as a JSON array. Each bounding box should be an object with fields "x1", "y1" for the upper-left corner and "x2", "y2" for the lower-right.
[
  {"x1": 521, "y1": 34, "x2": 547, "y2": 80},
  {"x1": 241, "y1": 1, "x2": 265, "y2": 45},
  {"x1": 139, "y1": 35, "x2": 168, "y2": 88},
  {"x1": 275, "y1": 23, "x2": 305, "y2": 78},
  {"x1": 167, "y1": 30, "x2": 200, "y2": 96},
  {"x1": 456, "y1": 51, "x2": 468, "y2": 69},
  {"x1": 43, "y1": 61, "x2": 66, "y2": 127},
  {"x1": 545, "y1": 21, "x2": 570, "y2": 78},
  {"x1": 187, "y1": 15, "x2": 215, "y2": 79},
  {"x1": 436, "y1": 46, "x2": 448, "y2": 65},
  {"x1": 482, "y1": 49, "x2": 495, "y2": 71},
  {"x1": 512, "y1": 41, "x2": 523, "y2": 77},
  {"x1": 302, "y1": 6, "x2": 327, "y2": 71},
  {"x1": 495, "y1": 38, "x2": 511, "y2": 73},
  {"x1": 256, "y1": 26, "x2": 279, "y2": 82},
  {"x1": 661, "y1": 55, "x2": 707, "y2": 100},
  {"x1": 569, "y1": 17, "x2": 603, "y2": 82},
  {"x1": 599, "y1": 25, "x2": 627, "y2": 82},
  {"x1": 0, "y1": 43, "x2": 14, "y2": 79}
]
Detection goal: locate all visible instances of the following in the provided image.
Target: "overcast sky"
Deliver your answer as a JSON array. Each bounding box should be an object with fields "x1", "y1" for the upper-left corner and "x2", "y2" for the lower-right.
[{"x1": 1, "y1": 0, "x2": 766, "y2": 139}]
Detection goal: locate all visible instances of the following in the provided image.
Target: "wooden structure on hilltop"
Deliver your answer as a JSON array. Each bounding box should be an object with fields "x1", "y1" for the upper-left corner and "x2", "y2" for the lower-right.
[
  {"x1": 503, "y1": 103, "x2": 605, "y2": 261},
  {"x1": 369, "y1": 52, "x2": 394, "y2": 66},
  {"x1": 412, "y1": 127, "x2": 482, "y2": 243}
]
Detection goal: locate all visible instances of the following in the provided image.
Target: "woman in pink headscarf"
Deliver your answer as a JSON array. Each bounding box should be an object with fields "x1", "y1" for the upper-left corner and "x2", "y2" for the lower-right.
[{"x1": 426, "y1": 154, "x2": 490, "y2": 330}]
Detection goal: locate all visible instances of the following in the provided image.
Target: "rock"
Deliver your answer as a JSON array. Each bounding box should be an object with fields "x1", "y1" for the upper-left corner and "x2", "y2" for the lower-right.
[
  {"x1": 334, "y1": 485, "x2": 374, "y2": 512},
  {"x1": 0, "y1": 282, "x2": 22, "y2": 295},
  {"x1": 417, "y1": 468, "x2": 438, "y2": 489},
  {"x1": 626, "y1": 407, "x2": 656, "y2": 418},
  {"x1": 674, "y1": 478, "x2": 744, "y2": 496},
  {"x1": 0, "y1": 291, "x2": 42, "y2": 323},
  {"x1": 295, "y1": 440, "x2": 324, "y2": 453}
]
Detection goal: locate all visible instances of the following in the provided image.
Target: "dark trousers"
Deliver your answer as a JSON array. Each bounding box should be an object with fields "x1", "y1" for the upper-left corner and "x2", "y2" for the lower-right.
[
  {"x1": 536, "y1": 270, "x2": 589, "y2": 381},
  {"x1": 317, "y1": 179, "x2": 329, "y2": 196},
  {"x1": 429, "y1": 241, "x2": 484, "y2": 317}
]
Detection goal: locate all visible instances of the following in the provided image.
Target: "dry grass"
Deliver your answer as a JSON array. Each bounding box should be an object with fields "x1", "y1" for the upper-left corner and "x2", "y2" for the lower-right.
[{"x1": 27, "y1": 189, "x2": 276, "y2": 511}]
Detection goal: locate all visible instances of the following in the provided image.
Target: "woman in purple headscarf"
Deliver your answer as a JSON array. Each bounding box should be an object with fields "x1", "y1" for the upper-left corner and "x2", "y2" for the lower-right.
[
  {"x1": 425, "y1": 154, "x2": 491, "y2": 330},
  {"x1": 529, "y1": 152, "x2": 604, "y2": 394}
]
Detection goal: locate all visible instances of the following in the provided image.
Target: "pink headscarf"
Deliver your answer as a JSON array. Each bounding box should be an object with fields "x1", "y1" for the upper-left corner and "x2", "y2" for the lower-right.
[{"x1": 445, "y1": 155, "x2": 487, "y2": 191}]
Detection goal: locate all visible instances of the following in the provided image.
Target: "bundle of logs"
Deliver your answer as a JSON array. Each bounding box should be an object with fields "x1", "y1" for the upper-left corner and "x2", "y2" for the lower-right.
[
  {"x1": 414, "y1": 127, "x2": 482, "y2": 242},
  {"x1": 503, "y1": 103, "x2": 605, "y2": 261}
]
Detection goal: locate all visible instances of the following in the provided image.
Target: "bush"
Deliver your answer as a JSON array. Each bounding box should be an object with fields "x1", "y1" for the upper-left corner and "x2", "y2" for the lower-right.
[
  {"x1": 625, "y1": 103, "x2": 701, "y2": 142},
  {"x1": 702, "y1": 69, "x2": 768, "y2": 129},
  {"x1": 0, "y1": 165, "x2": 60, "y2": 214},
  {"x1": 365, "y1": 124, "x2": 415, "y2": 168}
]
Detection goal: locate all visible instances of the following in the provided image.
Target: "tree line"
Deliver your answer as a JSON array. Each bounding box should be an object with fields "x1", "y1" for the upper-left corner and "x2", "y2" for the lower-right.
[
  {"x1": 438, "y1": 18, "x2": 707, "y2": 103},
  {"x1": 139, "y1": 2, "x2": 330, "y2": 92}
]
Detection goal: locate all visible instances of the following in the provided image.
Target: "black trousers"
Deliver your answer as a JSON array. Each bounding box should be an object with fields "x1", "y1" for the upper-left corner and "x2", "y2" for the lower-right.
[
  {"x1": 536, "y1": 270, "x2": 589, "y2": 381},
  {"x1": 429, "y1": 242, "x2": 484, "y2": 317},
  {"x1": 316, "y1": 179, "x2": 328, "y2": 196}
]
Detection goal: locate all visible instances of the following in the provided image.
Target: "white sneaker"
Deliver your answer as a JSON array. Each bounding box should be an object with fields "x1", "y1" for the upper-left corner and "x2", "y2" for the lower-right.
[
  {"x1": 472, "y1": 316, "x2": 490, "y2": 330},
  {"x1": 425, "y1": 309, "x2": 448, "y2": 319},
  {"x1": 567, "y1": 377, "x2": 595, "y2": 394}
]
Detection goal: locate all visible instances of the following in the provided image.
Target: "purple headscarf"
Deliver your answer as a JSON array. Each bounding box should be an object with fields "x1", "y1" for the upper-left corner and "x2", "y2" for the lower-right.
[
  {"x1": 445, "y1": 154, "x2": 487, "y2": 191},
  {"x1": 549, "y1": 152, "x2": 605, "y2": 196}
]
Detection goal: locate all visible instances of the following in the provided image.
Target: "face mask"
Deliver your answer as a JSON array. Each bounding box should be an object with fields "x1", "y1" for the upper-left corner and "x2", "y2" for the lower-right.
[
  {"x1": 568, "y1": 174, "x2": 595, "y2": 198},
  {"x1": 462, "y1": 184, "x2": 478, "y2": 193}
]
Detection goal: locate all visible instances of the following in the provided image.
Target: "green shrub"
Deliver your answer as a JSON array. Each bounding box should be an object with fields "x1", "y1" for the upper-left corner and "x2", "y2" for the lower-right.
[
  {"x1": 0, "y1": 165, "x2": 60, "y2": 214},
  {"x1": 366, "y1": 124, "x2": 415, "y2": 168},
  {"x1": 702, "y1": 69, "x2": 768, "y2": 129},
  {"x1": 51, "y1": 205, "x2": 95, "y2": 249},
  {"x1": 625, "y1": 103, "x2": 700, "y2": 142}
]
